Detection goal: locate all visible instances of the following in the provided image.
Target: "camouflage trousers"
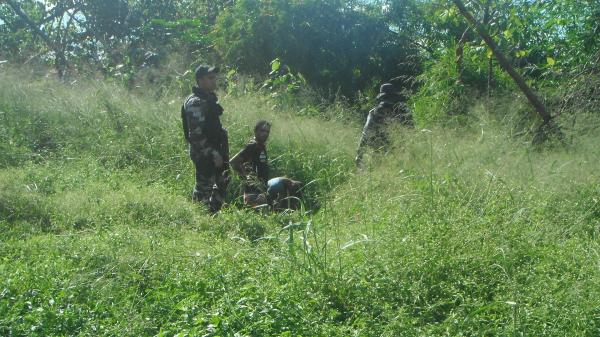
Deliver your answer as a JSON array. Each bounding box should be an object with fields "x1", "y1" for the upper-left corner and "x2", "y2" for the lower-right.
[
  {"x1": 190, "y1": 147, "x2": 229, "y2": 213},
  {"x1": 355, "y1": 123, "x2": 389, "y2": 166}
]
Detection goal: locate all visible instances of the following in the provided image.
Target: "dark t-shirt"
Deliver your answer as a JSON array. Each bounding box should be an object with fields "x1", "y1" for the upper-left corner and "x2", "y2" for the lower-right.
[{"x1": 238, "y1": 139, "x2": 268, "y2": 193}]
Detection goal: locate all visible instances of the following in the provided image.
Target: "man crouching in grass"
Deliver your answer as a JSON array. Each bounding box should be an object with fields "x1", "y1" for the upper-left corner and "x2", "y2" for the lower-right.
[{"x1": 230, "y1": 120, "x2": 302, "y2": 210}]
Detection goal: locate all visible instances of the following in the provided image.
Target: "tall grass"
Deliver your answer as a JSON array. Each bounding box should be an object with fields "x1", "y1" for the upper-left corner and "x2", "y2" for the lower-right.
[{"x1": 1, "y1": 67, "x2": 599, "y2": 336}]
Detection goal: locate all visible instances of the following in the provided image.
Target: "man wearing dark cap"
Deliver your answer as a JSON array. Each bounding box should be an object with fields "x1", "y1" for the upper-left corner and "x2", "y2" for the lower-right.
[
  {"x1": 181, "y1": 65, "x2": 229, "y2": 212},
  {"x1": 355, "y1": 82, "x2": 413, "y2": 167}
]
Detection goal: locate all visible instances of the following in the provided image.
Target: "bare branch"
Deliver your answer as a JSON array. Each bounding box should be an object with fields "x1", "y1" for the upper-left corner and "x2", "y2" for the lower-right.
[
  {"x1": 60, "y1": 8, "x2": 80, "y2": 48},
  {"x1": 39, "y1": 3, "x2": 68, "y2": 25},
  {"x1": 5, "y1": 0, "x2": 56, "y2": 49},
  {"x1": 4, "y1": 0, "x2": 69, "y2": 77}
]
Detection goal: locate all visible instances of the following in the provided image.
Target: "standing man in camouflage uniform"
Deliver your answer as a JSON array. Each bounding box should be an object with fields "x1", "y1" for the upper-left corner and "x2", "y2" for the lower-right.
[
  {"x1": 181, "y1": 65, "x2": 229, "y2": 212},
  {"x1": 355, "y1": 83, "x2": 413, "y2": 167}
]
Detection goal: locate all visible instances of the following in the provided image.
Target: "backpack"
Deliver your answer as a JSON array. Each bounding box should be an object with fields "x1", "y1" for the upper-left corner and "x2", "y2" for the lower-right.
[{"x1": 181, "y1": 95, "x2": 194, "y2": 143}]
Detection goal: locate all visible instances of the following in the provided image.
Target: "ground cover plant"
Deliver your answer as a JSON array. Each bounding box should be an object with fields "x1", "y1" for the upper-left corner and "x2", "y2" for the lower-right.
[{"x1": 1, "y1": 67, "x2": 600, "y2": 336}]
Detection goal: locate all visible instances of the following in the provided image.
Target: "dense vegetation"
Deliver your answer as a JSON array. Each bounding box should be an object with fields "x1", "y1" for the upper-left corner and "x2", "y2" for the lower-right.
[
  {"x1": 1, "y1": 64, "x2": 599, "y2": 335},
  {"x1": 1, "y1": 0, "x2": 599, "y2": 335},
  {"x1": 2, "y1": 0, "x2": 598, "y2": 96}
]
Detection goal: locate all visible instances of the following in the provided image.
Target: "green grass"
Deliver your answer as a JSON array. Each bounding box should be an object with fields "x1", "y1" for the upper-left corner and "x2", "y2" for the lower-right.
[{"x1": 1, "y1": 68, "x2": 599, "y2": 336}]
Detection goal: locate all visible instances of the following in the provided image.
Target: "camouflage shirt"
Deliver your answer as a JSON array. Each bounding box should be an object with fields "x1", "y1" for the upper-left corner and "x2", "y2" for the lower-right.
[
  {"x1": 356, "y1": 102, "x2": 413, "y2": 164},
  {"x1": 181, "y1": 86, "x2": 226, "y2": 158}
]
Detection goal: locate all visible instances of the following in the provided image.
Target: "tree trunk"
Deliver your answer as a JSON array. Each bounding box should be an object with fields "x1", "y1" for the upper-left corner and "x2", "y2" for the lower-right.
[
  {"x1": 483, "y1": 0, "x2": 494, "y2": 98},
  {"x1": 456, "y1": 28, "x2": 469, "y2": 84},
  {"x1": 487, "y1": 58, "x2": 494, "y2": 98},
  {"x1": 452, "y1": 0, "x2": 552, "y2": 124}
]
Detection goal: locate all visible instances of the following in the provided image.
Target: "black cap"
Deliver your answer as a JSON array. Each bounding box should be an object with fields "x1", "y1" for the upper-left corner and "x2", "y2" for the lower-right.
[
  {"x1": 376, "y1": 83, "x2": 402, "y2": 103},
  {"x1": 379, "y1": 83, "x2": 396, "y2": 95},
  {"x1": 195, "y1": 64, "x2": 219, "y2": 80},
  {"x1": 376, "y1": 92, "x2": 401, "y2": 102}
]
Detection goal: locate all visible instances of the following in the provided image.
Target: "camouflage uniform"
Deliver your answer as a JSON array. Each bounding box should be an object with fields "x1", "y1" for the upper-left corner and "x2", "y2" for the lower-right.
[
  {"x1": 181, "y1": 86, "x2": 229, "y2": 212},
  {"x1": 356, "y1": 83, "x2": 413, "y2": 166}
]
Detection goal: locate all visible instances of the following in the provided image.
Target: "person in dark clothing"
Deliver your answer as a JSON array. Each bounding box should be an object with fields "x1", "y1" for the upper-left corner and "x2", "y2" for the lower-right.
[
  {"x1": 230, "y1": 120, "x2": 271, "y2": 207},
  {"x1": 230, "y1": 120, "x2": 302, "y2": 209},
  {"x1": 355, "y1": 83, "x2": 413, "y2": 167},
  {"x1": 181, "y1": 65, "x2": 229, "y2": 212},
  {"x1": 267, "y1": 176, "x2": 303, "y2": 210}
]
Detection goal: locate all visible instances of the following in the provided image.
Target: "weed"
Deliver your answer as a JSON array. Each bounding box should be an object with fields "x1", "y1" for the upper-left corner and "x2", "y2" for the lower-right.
[{"x1": 1, "y1": 68, "x2": 599, "y2": 336}]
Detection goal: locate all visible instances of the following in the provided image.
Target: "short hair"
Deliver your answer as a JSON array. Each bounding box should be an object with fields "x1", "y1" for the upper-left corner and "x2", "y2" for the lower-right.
[
  {"x1": 194, "y1": 64, "x2": 218, "y2": 81},
  {"x1": 254, "y1": 120, "x2": 271, "y2": 133}
]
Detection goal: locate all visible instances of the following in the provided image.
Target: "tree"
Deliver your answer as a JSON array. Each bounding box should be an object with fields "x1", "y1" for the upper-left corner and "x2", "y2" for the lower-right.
[
  {"x1": 452, "y1": 0, "x2": 563, "y2": 144},
  {"x1": 213, "y1": 0, "x2": 421, "y2": 97},
  {"x1": 3, "y1": 0, "x2": 85, "y2": 77}
]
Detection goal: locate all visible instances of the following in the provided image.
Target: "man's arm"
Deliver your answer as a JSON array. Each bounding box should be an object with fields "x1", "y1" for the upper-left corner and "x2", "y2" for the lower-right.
[{"x1": 229, "y1": 149, "x2": 247, "y2": 178}]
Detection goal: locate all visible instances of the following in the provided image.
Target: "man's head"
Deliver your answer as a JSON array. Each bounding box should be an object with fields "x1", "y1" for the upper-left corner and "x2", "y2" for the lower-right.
[
  {"x1": 283, "y1": 178, "x2": 303, "y2": 210},
  {"x1": 195, "y1": 64, "x2": 219, "y2": 92},
  {"x1": 288, "y1": 179, "x2": 302, "y2": 195},
  {"x1": 254, "y1": 120, "x2": 271, "y2": 144},
  {"x1": 376, "y1": 82, "x2": 401, "y2": 104}
]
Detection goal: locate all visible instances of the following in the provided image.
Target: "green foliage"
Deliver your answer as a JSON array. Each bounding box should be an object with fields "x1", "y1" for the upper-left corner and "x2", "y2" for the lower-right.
[
  {"x1": 213, "y1": 0, "x2": 421, "y2": 97},
  {"x1": 409, "y1": 45, "x2": 509, "y2": 125},
  {"x1": 0, "y1": 1, "x2": 43, "y2": 60},
  {"x1": 2, "y1": 0, "x2": 596, "y2": 119},
  {"x1": 1, "y1": 68, "x2": 600, "y2": 336},
  {"x1": 0, "y1": 0, "x2": 221, "y2": 79},
  {"x1": 493, "y1": 0, "x2": 600, "y2": 79},
  {"x1": 260, "y1": 58, "x2": 309, "y2": 107}
]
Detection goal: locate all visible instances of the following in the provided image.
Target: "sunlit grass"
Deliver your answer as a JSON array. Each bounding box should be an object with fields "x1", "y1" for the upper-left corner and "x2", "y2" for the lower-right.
[{"x1": 1, "y1": 68, "x2": 599, "y2": 336}]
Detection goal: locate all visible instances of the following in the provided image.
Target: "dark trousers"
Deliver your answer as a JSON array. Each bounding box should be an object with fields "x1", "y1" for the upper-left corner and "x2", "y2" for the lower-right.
[{"x1": 191, "y1": 150, "x2": 229, "y2": 212}]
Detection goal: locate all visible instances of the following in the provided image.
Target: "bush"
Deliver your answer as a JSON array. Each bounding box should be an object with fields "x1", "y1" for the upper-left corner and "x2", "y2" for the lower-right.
[
  {"x1": 2, "y1": 68, "x2": 600, "y2": 336},
  {"x1": 410, "y1": 45, "x2": 513, "y2": 126}
]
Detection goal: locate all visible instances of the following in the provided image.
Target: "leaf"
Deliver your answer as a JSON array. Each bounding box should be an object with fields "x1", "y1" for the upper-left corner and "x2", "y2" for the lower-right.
[
  {"x1": 547, "y1": 57, "x2": 556, "y2": 66},
  {"x1": 486, "y1": 48, "x2": 493, "y2": 59}
]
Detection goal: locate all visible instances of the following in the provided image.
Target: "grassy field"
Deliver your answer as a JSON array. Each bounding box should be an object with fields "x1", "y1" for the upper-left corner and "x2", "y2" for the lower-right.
[{"x1": 1, "y1": 68, "x2": 599, "y2": 336}]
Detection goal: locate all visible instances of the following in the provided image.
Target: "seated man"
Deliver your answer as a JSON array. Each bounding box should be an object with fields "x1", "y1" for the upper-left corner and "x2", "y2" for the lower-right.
[{"x1": 230, "y1": 120, "x2": 302, "y2": 209}]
